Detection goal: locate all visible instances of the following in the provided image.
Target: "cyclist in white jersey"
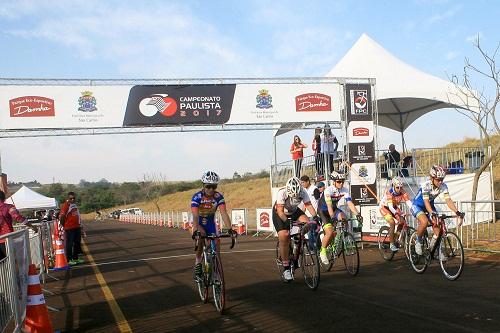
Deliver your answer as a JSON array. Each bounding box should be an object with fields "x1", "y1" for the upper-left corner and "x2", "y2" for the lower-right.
[
  {"x1": 273, "y1": 177, "x2": 318, "y2": 282},
  {"x1": 412, "y1": 165, "x2": 464, "y2": 255},
  {"x1": 317, "y1": 171, "x2": 362, "y2": 265}
]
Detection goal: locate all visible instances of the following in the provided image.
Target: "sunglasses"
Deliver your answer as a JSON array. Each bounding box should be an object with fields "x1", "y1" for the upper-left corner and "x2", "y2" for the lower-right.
[
  {"x1": 394, "y1": 186, "x2": 402, "y2": 189},
  {"x1": 68, "y1": 197, "x2": 76, "y2": 200},
  {"x1": 335, "y1": 180, "x2": 344, "y2": 184},
  {"x1": 204, "y1": 184, "x2": 217, "y2": 190}
]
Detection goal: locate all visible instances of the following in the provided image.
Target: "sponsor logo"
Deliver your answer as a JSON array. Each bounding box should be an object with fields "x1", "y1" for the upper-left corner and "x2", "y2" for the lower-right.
[
  {"x1": 353, "y1": 127, "x2": 369, "y2": 136},
  {"x1": 78, "y1": 91, "x2": 97, "y2": 112},
  {"x1": 295, "y1": 93, "x2": 331, "y2": 112},
  {"x1": 357, "y1": 145, "x2": 366, "y2": 156},
  {"x1": 358, "y1": 165, "x2": 369, "y2": 178},
  {"x1": 360, "y1": 188, "x2": 368, "y2": 199},
  {"x1": 256, "y1": 89, "x2": 273, "y2": 109},
  {"x1": 259, "y1": 212, "x2": 270, "y2": 228},
  {"x1": 139, "y1": 94, "x2": 224, "y2": 118},
  {"x1": 139, "y1": 94, "x2": 178, "y2": 117},
  {"x1": 350, "y1": 89, "x2": 368, "y2": 115},
  {"x1": 9, "y1": 96, "x2": 55, "y2": 117}
]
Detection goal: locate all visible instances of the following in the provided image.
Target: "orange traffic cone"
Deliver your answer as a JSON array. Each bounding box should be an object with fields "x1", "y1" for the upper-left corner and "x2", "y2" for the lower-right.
[
  {"x1": 24, "y1": 264, "x2": 54, "y2": 333},
  {"x1": 51, "y1": 235, "x2": 70, "y2": 271}
]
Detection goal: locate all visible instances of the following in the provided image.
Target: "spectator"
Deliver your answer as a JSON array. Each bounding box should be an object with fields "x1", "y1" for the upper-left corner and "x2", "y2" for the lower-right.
[
  {"x1": 0, "y1": 190, "x2": 37, "y2": 260},
  {"x1": 321, "y1": 125, "x2": 339, "y2": 174},
  {"x1": 312, "y1": 127, "x2": 324, "y2": 177},
  {"x1": 59, "y1": 192, "x2": 84, "y2": 265},
  {"x1": 300, "y1": 175, "x2": 321, "y2": 213},
  {"x1": 290, "y1": 135, "x2": 307, "y2": 178},
  {"x1": 385, "y1": 144, "x2": 401, "y2": 178}
]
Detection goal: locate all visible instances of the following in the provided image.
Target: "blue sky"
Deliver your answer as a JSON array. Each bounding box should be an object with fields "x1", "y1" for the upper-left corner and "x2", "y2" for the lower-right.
[{"x1": 0, "y1": 0, "x2": 498, "y2": 183}]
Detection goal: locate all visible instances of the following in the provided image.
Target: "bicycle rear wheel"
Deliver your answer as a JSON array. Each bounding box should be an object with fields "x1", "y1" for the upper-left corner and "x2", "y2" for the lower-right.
[
  {"x1": 377, "y1": 226, "x2": 395, "y2": 261},
  {"x1": 212, "y1": 253, "x2": 226, "y2": 313},
  {"x1": 341, "y1": 232, "x2": 359, "y2": 276},
  {"x1": 316, "y1": 231, "x2": 333, "y2": 272},
  {"x1": 300, "y1": 240, "x2": 320, "y2": 290},
  {"x1": 408, "y1": 231, "x2": 429, "y2": 274},
  {"x1": 439, "y1": 231, "x2": 464, "y2": 281}
]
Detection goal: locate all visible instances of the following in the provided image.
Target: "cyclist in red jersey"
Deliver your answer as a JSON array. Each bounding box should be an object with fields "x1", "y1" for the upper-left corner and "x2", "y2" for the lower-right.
[{"x1": 379, "y1": 177, "x2": 413, "y2": 252}]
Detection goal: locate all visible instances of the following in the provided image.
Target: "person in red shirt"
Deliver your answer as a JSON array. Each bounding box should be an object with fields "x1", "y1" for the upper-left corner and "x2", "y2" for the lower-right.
[
  {"x1": 290, "y1": 135, "x2": 307, "y2": 178},
  {"x1": 59, "y1": 192, "x2": 83, "y2": 265},
  {"x1": 0, "y1": 190, "x2": 37, "y2": 259}
]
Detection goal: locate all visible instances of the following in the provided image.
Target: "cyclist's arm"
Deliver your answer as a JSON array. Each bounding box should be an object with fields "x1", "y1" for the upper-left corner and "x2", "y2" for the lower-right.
[
  {"x1": 191, "y1": 207, "x2": 200, "y2": 233},
  {"x1": 324, "y1": 193, "x2": 335, "y2": 218},
  {"x1": 347, "y1": 200, "x2": 359, "y2": 216},
  {"x1": 218, "y1": 204, "x2": 231, "y2": 228},
  {"x1": 276, "y1": 204, "x2": 288, "y2": 222},
  {"x1": 304, "y1": 202, "x2": 316, "y2": 217},
  {"x1": 423, "y1": 197, "x2": 434, "y2": 215}
]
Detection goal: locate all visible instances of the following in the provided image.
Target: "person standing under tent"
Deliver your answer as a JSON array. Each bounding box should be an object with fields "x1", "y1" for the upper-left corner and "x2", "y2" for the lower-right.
[
  {"x1": 191, "y1": 171, "x2": 231, "y2": 280},
  {"x1": 321, "y1": 125, "x2": 338, "y2": 175},
  {"x1": 290, "y1": 135, "x2": 307, "y2": 178},
  {"x1": 312, "y1": 127, "x2": 323, "y2": 177},
  {"x1": 0, "y1": 190, "x2": 37, "y2": 260}
]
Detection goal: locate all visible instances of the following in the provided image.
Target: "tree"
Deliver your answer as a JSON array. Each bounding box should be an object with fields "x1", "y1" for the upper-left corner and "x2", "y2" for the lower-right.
[
  {"x1": 450, "y1": 36, "x2": 500, "y2": 204},
  {"x1": 141, "y1": 173, "x2": 168, "y2": 213}
]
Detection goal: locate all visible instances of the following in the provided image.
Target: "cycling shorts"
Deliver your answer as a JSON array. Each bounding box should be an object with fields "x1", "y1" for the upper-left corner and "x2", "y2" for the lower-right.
[
  {"x1": 198, "y1": 218, "x2": 218, "y2": 235},
  {"x1": 272, "y1": 207, "x2": 306, "y2": 232},
  {"x1": 411, "y1": 202, "x2": 436, "y2": 218},
  {"x1": 319, "y1": 208, "x2": 345, "y2": 227}
]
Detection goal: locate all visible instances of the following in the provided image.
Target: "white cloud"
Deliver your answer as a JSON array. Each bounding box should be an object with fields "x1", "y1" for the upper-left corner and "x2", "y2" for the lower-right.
[
  {"x1": 445, "y1": 51, "x2": 458, "y2": 60},
  {"x1": 466, "y1": 32, "x2": 483, "y2": 43},
  {"x1": 425, "y1": 4, "x2": 462, "y2": 26}
]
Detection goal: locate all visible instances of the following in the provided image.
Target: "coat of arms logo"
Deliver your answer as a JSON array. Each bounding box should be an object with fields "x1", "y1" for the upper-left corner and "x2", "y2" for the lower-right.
[{"x1": 78, "y1": 91, "x2": 97, "y2": 112}]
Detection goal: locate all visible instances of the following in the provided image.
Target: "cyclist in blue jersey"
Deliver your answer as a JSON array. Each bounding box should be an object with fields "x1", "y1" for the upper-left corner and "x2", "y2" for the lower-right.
[
  {"x1": 412, "y1": 165, "x2": 464, "y2": 256},
  {"x1": 191, "y1": 171, "x2": 231, "y2": 280}
]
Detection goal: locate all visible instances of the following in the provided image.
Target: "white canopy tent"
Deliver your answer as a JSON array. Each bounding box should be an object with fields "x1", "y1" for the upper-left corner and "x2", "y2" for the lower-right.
[
  {"x1": 6, "y1": 185, "x2": 58, "y2": 210},
  {"x1": 326, "y1": 33, "x2": 475, "y2": 151}
]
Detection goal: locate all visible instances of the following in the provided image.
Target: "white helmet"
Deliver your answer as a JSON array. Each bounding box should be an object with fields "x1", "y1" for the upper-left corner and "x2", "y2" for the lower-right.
[
  {"x1": 330, "y1": 171, "x2": 346, "y2": 181},
  {"x1": 429, "y1": 165, "x2": 446, "y2": 180},
  {"x1": 201, "y1": 171, "x2": 220, "y2": 185},
  {"x1": 285, "y1": 177, "x2": 302, "y2": 197},
  {"x1": 392, "y1": 177, "x2": 404, "y2": 188}
]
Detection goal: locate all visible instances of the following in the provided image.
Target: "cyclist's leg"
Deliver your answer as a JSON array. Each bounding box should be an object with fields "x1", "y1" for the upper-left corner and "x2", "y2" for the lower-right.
[
  {"x1": 381, "y1": 206, "x2": 396, "y2": 244},
  {"x1": 319, "y1": 210, "x2": 333, "y2": 249},
  {"x1": 272, "y1": 208, "x2": 291, "y2": 267}
]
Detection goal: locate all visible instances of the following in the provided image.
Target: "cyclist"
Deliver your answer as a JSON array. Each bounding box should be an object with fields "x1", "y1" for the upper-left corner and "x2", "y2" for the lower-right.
[
  {"x1": 273, "y1": 177, "x2": 318, "y2": 282},
  {"x1": 412, "y1": 165, "x2": 464, "y2": 256},
  {"x1": 191, "y1": 171, "x2": 231, "y2": 280},
  {"x1": 379, "y1": 177, "x2": 413, "y2": 252},
  {"x1": 317, "y1": 171, "x2": 362, "y2": 265}
]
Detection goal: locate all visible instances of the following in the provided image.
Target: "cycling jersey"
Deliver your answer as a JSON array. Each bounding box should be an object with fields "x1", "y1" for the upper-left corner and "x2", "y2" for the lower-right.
[
  {"x1": 379, "y1": 187, "x2": 412, "y2": 220},
  {"x1": 273, "y1": 187, "x2": 311, "y2": 215},
  {"x1": 411, "y1": 180, "x2": 450, "y2": 217},
  {"x1": 191, "y1": 190, "x2": 225, "y2": 234},
  {"x1": 318, "y1": 185, "x2": 351, "y2": 212}
]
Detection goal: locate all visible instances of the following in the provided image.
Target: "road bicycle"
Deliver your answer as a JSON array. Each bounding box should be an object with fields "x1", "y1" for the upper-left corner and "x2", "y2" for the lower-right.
[
  {"x1": 275, "y1": 220, "x2": 320, "y2": 290},
  {"x1": 193, "y1": 229, "x2": 237, "y2": 314},
  {"x1": 377, "y1": 213, "x2": 415, "y2": 261},
  {"x1": 316, "y1": 218, "x2": 360, "y2": 275},
  {"x1": 408, "y1": 214, "x2": 464, "y2": 281}
]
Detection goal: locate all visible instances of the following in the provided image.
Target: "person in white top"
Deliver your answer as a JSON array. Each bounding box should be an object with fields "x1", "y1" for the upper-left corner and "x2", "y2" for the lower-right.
[
  {"x1": 273, "y1": 177, "x2": 318, "y2": 282},
  {"x1": 299, "y1": 175, "x2": 321, "y2": 214}
]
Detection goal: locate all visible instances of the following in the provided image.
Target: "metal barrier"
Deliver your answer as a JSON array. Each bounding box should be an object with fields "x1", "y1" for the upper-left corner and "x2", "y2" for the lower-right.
[
  {"x1": 0, "y1": 256, "x2": 13, "y2": 332},
  {"x1": 459, "y1": 200, "x2": 499, "y2": 250}
]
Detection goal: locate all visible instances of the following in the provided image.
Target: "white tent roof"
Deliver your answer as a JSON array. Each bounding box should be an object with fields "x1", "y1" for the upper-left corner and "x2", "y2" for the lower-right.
[
  {"x1": 326, "y1": 33, "x2": 474, "y2": 132},
  {"x1": 6, "y1": 185, "x2": 57, "y2": 210}
]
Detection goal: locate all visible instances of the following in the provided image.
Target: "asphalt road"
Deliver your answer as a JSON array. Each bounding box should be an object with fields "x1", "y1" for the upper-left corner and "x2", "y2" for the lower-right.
[{"x1": 44, "y1": 219, "x2": 500, "y2": 333}]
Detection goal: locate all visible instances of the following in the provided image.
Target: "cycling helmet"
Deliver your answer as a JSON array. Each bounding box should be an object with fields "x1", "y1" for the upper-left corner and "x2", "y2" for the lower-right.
[
  {"x1": 201, "y1": 171, "x2": 220, "y2": 185},
  {"x1": 285, "y1": 177, "x2": 302, "y2": 197},
  {"x1": 429, "y1": 165, "x2": 446, "y2": 180},
  {"x1": 330, "y1": 171, "x2": 346, "y2": 181},
  {"x1": 392, "y1": 177, "x2": 404, "y2": 188}
]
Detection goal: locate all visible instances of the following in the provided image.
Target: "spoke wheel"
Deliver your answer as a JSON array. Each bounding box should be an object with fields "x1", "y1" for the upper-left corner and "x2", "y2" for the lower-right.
[
  {"x1": 377, "y1": 226, "x2": 395, "y2": 261},
  {"x1": 301, "y1": 240, "x2": 320, "y2": 290},
  {"x1": 402, "y1": 227, "x2": 415, "y2": 261},
  {"x1": 212, "y1": 253, "x2": 226, "y2": 313},
  {"x1": 317, "y1": 231, "x2": 333, "y2": 272},
  {"x1": 408, "y1": 231, "x2": 429, "y2": 274},
  {"x1": 196, "y1": 253, "x2": 209, "y2": 303},
  {"x1": 341, "y1": 232, "x2": 360, "y2": 276},
  {"x1": 439, "y1": 232, "x2": 464, "y2": 281}
]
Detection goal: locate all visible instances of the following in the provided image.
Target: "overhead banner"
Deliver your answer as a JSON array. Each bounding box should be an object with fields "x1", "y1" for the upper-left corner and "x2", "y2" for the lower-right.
[
  {"x1": 345, "y1": 84, "x2": 377, "y2": 205},
  {"x1": 0, "y1": 83, "x2": 342, "y2": 130}
]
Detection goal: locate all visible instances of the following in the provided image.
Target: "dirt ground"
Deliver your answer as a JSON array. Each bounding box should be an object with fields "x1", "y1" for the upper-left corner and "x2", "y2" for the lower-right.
[{"x1": 40, "y1": 219, "x2": 500, "y2": 333}]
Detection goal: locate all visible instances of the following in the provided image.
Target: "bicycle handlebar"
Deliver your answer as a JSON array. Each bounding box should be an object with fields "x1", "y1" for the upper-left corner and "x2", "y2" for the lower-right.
[{"x1": 193, "y1": 229, "x2": 238, "y2": 251}]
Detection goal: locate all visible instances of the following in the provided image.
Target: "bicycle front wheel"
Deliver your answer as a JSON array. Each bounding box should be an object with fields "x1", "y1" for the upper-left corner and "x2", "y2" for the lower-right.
[
  {"x1": 408, "y1": 231, "x2": 429, "y2": 274},
  {"x1": 341, "y1": 232, "x2": 359, "y2": 276},
  {"x1": 197, "y1": 253, "x2": 209, "y2": 303},
  {"x1": 439, "y1": 232, "x2": 464, "y2": 281},
  {"x1": 403, "y1": 227, "x2": 415, "y2": 261},
  {"x1": 301, "y1": 240, "x2": 320, "y2": 290},
  {"x1": 377, "y1": 226, "x2": 395, "y2": 261},
  {"x1": 212, "y1": 253, "x2": 226, "y2": 313}
]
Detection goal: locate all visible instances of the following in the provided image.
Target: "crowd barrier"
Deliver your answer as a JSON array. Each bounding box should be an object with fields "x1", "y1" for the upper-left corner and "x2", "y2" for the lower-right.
[{"x1": 1, "y1": 220, "x2": 58, "y2": 332}]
